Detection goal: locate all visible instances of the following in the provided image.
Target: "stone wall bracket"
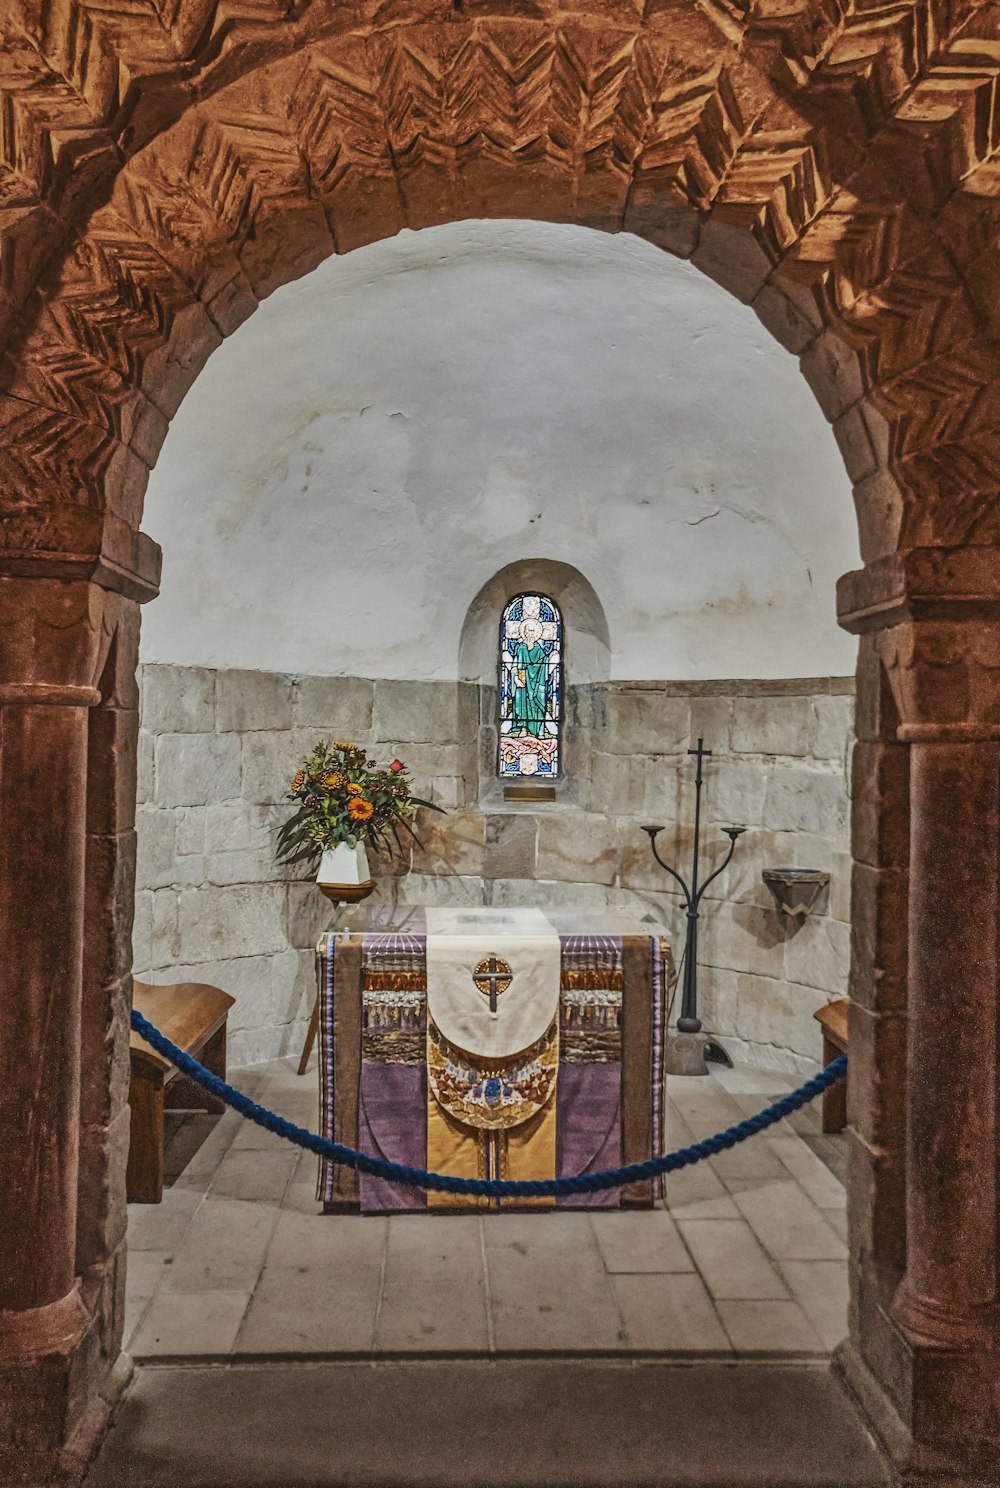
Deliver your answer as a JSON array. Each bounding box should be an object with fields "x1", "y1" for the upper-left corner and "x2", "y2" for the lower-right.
[{"x1": 762, "y1": 867, "x2": 830, "y2": 919}]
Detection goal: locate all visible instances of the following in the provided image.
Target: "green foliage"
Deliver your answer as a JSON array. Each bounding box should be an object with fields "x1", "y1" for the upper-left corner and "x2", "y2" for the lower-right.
[{"x1": 275, "y1": 740, "x2": 442, "y2": 874}]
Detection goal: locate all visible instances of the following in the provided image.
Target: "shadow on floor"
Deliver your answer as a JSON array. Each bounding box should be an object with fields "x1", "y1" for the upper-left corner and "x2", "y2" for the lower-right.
[{"x1": 85, "y1": 1358, "x2": 890, "y2": 1488}]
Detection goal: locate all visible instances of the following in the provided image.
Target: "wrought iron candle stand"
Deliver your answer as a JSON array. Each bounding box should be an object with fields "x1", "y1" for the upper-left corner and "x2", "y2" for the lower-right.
[{"x1": 643, "y1": 737, "x2": 745, "y2": 1077}]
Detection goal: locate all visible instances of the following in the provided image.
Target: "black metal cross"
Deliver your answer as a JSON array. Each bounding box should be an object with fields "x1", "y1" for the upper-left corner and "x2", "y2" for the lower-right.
[{"x1": 688, "y1": 738, "x2": 712, "y2": 772}]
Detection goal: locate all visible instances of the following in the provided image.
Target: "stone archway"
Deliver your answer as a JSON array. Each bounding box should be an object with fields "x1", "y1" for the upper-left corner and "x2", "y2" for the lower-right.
[{"x1": 1, "y1": 5, "x2": 999, "y2": 1484}]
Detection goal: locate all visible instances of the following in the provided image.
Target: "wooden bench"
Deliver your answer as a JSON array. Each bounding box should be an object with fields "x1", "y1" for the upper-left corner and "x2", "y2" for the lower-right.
[
  {"x1": 128, "y1": 979, "x2": 236, "y2": 1204},
  {"x1": 813, "y1": 997, "x2": 849, "y2": 1134}
]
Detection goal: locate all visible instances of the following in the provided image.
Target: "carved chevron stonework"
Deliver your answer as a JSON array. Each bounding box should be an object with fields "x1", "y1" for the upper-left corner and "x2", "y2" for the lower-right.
[{"x1": 0, "y1": 0, "x2": 999, "y2": 572}]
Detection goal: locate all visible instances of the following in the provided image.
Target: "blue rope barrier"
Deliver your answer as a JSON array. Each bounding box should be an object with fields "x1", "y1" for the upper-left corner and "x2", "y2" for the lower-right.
[{"x1": 131, "y1": 1009, "x2": 846, "y2": 1200}]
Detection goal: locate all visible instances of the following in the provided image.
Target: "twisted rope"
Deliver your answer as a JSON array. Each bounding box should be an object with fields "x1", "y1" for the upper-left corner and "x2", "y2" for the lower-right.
[{"x1": 132, "y1": 1010, "x2": 846, "y2": 1199}]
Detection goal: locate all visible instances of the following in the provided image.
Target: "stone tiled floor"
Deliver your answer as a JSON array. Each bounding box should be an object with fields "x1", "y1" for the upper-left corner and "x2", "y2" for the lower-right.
[{"x1": 124, "y1": 1058, "x2": 847, "y2": 1362}]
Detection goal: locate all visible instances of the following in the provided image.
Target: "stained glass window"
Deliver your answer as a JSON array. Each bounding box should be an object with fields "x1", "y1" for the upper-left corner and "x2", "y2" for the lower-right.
[{"x1": 497, "y1": 593, "x2": 563, "y2": 780}]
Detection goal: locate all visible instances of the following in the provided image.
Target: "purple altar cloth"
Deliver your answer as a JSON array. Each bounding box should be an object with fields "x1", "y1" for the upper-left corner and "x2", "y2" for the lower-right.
[{"x1": 316, "y1": 914, "x2": 671, "y2": 1213}]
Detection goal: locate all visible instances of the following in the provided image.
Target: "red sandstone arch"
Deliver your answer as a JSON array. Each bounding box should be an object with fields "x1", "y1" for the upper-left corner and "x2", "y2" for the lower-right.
[{"x1": 2, "y1": 4, "x2": 1000, "y2": 1485}]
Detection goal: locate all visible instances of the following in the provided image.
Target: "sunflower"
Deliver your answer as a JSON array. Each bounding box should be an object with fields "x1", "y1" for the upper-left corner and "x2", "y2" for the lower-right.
[
  {"x1": 322, "y1": 770, "x2": 346, "y2": 790},
  {"x1": 347, "y1": 797, "x2": 374, "y2": 821},
  {"x1": 290, "y1": 769, "x2": 306, "y2": 792},
  {"x1": 346, "y1": 782, "x2": 363, "y2": 796}
]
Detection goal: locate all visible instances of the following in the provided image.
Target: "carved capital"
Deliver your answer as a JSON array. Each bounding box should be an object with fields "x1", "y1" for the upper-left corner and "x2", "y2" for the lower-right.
[
  {"x1": 883, "y1": 621, "x2": 1000, "y2": 737},
  {"x1": 838, "y1": 550, "x2": 1000, "y2": 737},
  {"x1": 0, "y1": 504, "x2": 161, "y2": 604},
  {"x1": 0, "y1": 577, "x2": 111, "y2": 699}
]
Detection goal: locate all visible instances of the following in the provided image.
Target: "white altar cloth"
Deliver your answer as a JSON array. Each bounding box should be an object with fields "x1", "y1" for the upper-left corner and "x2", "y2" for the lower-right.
[{"x1": 424, "y1": 905, "x2": 561, "y2": 1059}]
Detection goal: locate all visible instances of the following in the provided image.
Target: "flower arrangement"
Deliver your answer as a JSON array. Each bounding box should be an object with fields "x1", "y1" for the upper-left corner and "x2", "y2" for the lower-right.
[{"x1": 275, "y1": 740, "x2": 441, "y2": 872}]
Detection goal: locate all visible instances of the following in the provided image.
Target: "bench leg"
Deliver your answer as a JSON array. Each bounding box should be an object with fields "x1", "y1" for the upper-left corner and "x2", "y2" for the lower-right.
[
  {"x1": 127, "y1": 1072, "x2": 165, "y2": 1204},
  {"x1": 164, "y1": 1023, "x2": 229, "y2": 1117},
  {"x1": 196, "y1": 1024, "x2": 228, "y2": 1115},
  {"x1": 821, "y1": 1033, "x2": 847, "y2": 1134},
  {"x1": 297, "y1": 996, "x2": 319, "y2": 1076}
]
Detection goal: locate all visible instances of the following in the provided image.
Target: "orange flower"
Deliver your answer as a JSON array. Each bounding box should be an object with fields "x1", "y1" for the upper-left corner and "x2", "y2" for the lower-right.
[
  {"x1": 348, "y1": 797, "x2": 373, "y2": 821},
  {"x1": 346, "y1": 783, "x2": 363, "y2": 796}
]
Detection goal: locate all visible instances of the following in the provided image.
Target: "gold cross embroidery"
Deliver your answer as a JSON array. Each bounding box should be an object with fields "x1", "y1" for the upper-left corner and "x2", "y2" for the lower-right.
[{"x1": 472, "y1": 955, "x2": 513, "y2": 1013}]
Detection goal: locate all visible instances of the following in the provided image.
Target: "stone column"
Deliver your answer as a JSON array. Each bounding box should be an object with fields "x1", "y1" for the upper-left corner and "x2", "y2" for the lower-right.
[
  {"x1": 0, "y1": 580, "x2": 104, "y2": 1304},
  {"x1": 0, "y1": 578, "x2": 106, "y2": 1479},
  {"x1": 837, "y1": 550, "x2": 1000, "y2": 1485},
  {"x1": 0, "y1": 515, "x2": 159, "y2": 1484},
  {"x1": 892, "y1": 728, "x2": 998, "y2": 1347}
]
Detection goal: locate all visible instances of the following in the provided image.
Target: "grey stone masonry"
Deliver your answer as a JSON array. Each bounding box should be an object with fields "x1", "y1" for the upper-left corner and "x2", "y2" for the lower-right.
[{"x1": 135, "y1": 665, "x2": 854, "y2": 1073}]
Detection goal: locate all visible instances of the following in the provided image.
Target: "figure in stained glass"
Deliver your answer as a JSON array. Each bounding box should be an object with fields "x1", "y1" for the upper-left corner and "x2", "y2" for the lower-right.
[{"x1": 498, "y1": 594, "x2": 562, "y2": 780}]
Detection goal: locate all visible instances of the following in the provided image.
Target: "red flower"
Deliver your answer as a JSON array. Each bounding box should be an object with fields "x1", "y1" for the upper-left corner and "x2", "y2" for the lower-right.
[{"x1": 390, "y1": 759, "x2": 404, "y2": 773}]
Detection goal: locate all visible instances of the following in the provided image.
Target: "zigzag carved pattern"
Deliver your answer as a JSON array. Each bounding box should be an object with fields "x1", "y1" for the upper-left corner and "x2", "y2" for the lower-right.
[
  {"x1": 0, "y1": 391, "x2": 140, "y2": 510},
  {"x1": 1, "y1": 2, "x2": 1000, "y2": 545},
  {"x1": 290, "y1": 25, "x2": 728, "y2": 219},
  {"x1": 0, "y1": 2, "x2": 981, "y2": 267},
  {"x1": 186, "y1": 110, "x2": 310, "y2": 241},
  {"x1": 715, "y1": 133, "x2": 832, "y2": 254}
]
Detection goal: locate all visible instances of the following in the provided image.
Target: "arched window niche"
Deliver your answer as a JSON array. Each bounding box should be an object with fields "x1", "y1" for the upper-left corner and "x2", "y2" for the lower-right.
[{"x1": 459, "y1": 560, "x2": 611, "y2": 808}]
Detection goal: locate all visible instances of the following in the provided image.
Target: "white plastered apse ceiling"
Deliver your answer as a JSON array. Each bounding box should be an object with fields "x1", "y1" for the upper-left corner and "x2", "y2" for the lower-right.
[{"x1": 140, "y1": 220, "x2": 860, "y2": 681}]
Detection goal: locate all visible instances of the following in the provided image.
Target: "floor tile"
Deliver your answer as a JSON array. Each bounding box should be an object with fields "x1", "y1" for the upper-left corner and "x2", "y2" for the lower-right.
[
  {"x1": 786, "y1": 1103, "x2": 823, "y2": 1138},
  {"x1": 130, "y1": 1290, "x2": 250, "y2": 1358},
  {"x1": 126, "y1": 1192, "x2": 201, "y2": 1252},
  {"x1": 715, "y1": 1298, "x2": 826, "y2": 1355},
  {"x1": 802, "y1": 1132, "x2": 848, "y2": 1186},
  {"x1": 482, "y1": 1211, "x2": 594, "y2": 1250},
  {"x1": 590, "y1": 1210, "x2": 694, "y2": 1274},
  {"x1": 663, "y1": 1162, "x2": 740, "y2": 1221},
  {"x1": 711, "y1": 1066, "x2": 796, "y2": 1097},
  {"x1": 159, "y1": 1196, "x2": 278, "y2": 1294},
  {"x1": 662, "y1": 1102, "x2": 700, "y2": 1149},
  {"x1": 169, "y1": 1111, "x2": 242, "y2": 1186},
  {"x1": 667, "y1": 1084, "x2": 747, "y2": 1141},
  {"x1": 709, "y1": 1139, "x2": 789, "y2": 1184},
  {"x1": 376, "y1": 1215, "x2": 488, "y2": 1352},
  {"x1": 731, "y1": 1181, "x2": 847, "y2": 1261},
  {"x1": 121, "y1": 1292, "x2": 153, "y2": 1351},
  {"x1": 726, "y1": 1091, "x2": 799, "y2": 1124},
  {"x1": 767, "y1": 1134, "x2": 846, "y2": 1210},
  {"x1": 208, "y1": 1147, "x2": 298, "y2": 1204},
  {"x1": 235, "y1": 1258, "x2": 382, "y2": 1354},
  {"x1": 677, "y1": 1219, "x2": 789, "y2": 1300},
  {"x1": 486, "y1": 1215, "x2": 628, "y2": 1352},
  {"x1": 291, "y1": 1149, "x2": 320, "y2": 1185},
  {"x1": 824, "y1": 1207, "x2": 848, "y2": 1242},
  {"x1": 612, "y1": 1273, "x2": 731, "y2": 1353},
  {"x1": 279, "y1": 1181, "x2": 325, "y2": 1215},
  {"x1": 125, "y1": 1249, "x2": 175, "y2": 1299},
  {"x1": 265, "y1": 1209, "x2": 385, "y2": 1270},
  {"x1": 122, "y1": 1056, "x2": 847, "y2": 1365},
  {"x1": 227, "y1": 1119, "x2": 296, "y2": 1153},
  {"x1": 777, "y1": 1260, "x2": 848, "y2": 1351}
]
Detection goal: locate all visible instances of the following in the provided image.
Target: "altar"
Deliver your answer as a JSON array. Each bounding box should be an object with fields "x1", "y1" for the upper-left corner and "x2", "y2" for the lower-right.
[{"x1": 313, "y1": 905, "x2": 674, "y2": 1212}]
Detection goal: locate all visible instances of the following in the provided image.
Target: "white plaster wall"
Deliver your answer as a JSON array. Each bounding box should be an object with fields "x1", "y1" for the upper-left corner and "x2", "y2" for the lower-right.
[{"x1": 140, "y1": 221, "x2": 860, "y2": 682}]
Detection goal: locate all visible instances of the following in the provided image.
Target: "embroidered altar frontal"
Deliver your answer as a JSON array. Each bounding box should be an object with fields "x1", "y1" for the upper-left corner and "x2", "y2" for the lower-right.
[{"x1": 316, "y1": 910, "x2": 671, "y2": 1212}]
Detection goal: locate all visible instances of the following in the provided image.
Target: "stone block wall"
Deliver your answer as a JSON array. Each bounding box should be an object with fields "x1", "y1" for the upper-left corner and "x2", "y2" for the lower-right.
[{"x1": 134, "y1": 665, "x2": 853, "y2": 1071}]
